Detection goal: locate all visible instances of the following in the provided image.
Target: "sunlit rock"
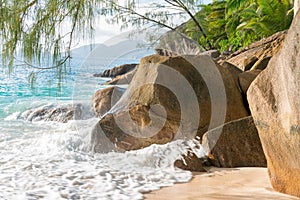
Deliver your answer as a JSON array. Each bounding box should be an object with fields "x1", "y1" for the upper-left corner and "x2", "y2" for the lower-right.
[
  {"x1": 92, "y1": 54, "x2": 248, "y2": 152},
  {"x1": 248, "y1": 12, "x2": 300, "y2": 197}
]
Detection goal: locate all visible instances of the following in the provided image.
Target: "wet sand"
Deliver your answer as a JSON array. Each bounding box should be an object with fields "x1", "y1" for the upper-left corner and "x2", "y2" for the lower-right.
[{"x1": 144, "y1": 167, "x2": 300, "y2": 200}]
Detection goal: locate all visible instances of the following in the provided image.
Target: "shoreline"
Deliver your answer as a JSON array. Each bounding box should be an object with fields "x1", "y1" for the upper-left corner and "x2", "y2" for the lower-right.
[{"x1": 144, "y1": 167, "x2": 300, "y2": 200}]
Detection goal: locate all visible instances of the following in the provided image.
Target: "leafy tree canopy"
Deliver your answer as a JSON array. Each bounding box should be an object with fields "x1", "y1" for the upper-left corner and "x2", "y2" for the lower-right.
[
  {"x1": 0, "y1": 0, "x2": 295, "y2": 71},
  {"x1": 185, "y1": 0, "x2": 294, "y2": 51},
  {"x1": 0, "y1": 0, "x2": 104, "y2": 68}
]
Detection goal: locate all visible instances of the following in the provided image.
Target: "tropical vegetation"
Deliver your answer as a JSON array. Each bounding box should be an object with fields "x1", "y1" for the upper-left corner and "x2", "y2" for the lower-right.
[
  {"x1": 185, "y1": 0, "x2": 294, "y2": 51},
  {"x1": 0, "y1": 0, "x2": 295, "y2": 69}
]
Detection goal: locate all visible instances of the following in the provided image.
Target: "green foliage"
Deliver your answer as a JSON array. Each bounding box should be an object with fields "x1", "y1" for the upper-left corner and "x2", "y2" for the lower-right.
[
  {"x1": 184, "y1": 0, "x2": 294, "y2": 51},
  {"x1": 185, "y1": 8, "x2": 209, "y2": 47},
  {"x1": 237, "y1": 0, "x2": 293, "y2": 36},
  {"x1": 0, "y1": 0, "x2": 102, "y2": 69}
]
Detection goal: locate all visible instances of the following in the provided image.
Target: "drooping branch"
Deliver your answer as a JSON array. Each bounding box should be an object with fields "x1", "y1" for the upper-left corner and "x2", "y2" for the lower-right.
[
  {"x1": 0, "y1": 0, "x2": 100, "y2": 69},
  {"x1": 170, "y1": 0, "x2": 212, "y2": 49},
  {"x1": 107, "y1": 1, "x2": 177, "y2": 31}
]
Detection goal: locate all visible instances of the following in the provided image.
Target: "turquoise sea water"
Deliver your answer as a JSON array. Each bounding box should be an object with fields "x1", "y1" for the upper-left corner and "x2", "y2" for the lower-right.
[{"x1": 0, "y1": 44, "x2": 206, "y2": 200}]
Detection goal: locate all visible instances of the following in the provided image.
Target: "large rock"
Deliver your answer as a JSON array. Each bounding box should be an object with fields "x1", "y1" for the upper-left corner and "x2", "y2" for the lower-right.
[
  {"x1": 224, "y1": 31, "x2": 287, "y2": 71},
  {"x1": 247, "y1": 13, "x2": 300, "y2": 197},
  {"x1": 103, "y1": 68, "x2": 137, "y2": 85},
  {"x1": 92, "y1": 86, "x2": 125, "y2": 117},
  {"x1": 92, "y1": 54, "x2": 248, "y2": 151},
  {"x1": 94, "y1": 63, "x2": 137, "y2": 78},
  {"x1": 202, "y1": 117, "x2": 266, "y2": 168}
]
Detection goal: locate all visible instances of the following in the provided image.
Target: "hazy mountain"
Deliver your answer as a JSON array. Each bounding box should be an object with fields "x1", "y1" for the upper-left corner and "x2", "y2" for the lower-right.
[{"x1": 70, "y1": 40, "x2": 154, "y2": 68}]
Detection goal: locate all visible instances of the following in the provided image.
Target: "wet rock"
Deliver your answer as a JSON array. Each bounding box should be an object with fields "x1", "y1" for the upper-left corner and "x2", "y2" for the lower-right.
[
  {"x1": 20, "y1": 103, "x2": 84, "y2": 123},
  {"x1": 247, "y1": 12, "x2": 300, "y2": 198},
  {"x1": 103, "y1": 68, "x2": 137, "y2": 85},
  {"x1": 92, "y1": 54, "x2": 248, "y2": 151},
  {"x1": 174, "y1": 151, "x2": 206, "y2": 172},
  {"x1": 94, "y1": 64, "x2": 137, "y2": 78},
  {"x1": 92, "y1": 86, "x2": 125, "y2": 117},
  {"x1": 202, "y1": 116, "x2": 266, "y2": 168}
]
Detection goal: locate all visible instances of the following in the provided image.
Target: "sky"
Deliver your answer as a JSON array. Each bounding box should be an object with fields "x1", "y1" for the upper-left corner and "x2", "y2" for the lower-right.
[{"x1": 72, "y1": 0, "x2": 213, "y2": 48}]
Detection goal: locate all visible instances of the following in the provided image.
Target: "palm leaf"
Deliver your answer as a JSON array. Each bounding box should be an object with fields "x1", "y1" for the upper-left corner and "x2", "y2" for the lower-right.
[{"x1": 226, "y1": 0, "x2": 254, "y2": 17}]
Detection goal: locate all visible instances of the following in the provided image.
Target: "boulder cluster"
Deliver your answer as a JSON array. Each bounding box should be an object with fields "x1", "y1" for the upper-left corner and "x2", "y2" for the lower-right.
[{"x1": 91, "y1": 12, "x2": 300, "y2": 198}]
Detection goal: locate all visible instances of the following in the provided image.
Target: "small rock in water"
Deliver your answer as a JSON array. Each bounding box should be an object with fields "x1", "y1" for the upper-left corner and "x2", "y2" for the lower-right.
[
  {"x1": 94, "y1": 63, "x2": 137, "y2": 78},
  {"x1": 174, "y1": 151, "x2": 206, "y2": 172},
  {"x1": 19, "y1": 103, "x2": 85, "y2": 123}
]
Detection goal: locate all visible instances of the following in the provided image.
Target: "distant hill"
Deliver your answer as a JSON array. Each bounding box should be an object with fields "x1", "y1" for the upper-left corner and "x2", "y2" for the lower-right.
[{"x1": 70, "y1": 40, "x2": 154, "y2": 68}]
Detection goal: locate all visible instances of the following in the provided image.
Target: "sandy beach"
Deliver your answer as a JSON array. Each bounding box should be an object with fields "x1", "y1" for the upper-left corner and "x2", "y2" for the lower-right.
[{"x1": 144, "y1": 167, "x2": 300, "y2": 200}]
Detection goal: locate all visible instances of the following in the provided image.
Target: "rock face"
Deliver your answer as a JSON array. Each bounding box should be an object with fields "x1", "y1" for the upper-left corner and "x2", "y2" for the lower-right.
[
  {"x1": 155, "y1": 48, "x2": 177, "y2": 57},
  {"x1": 94, "y1": 64, "x2": 137, "y2": 78},
  {"x1": 92, "y1": 54, "x2": 248, "y2": 151},
  {"x1": 103, "y1": 68, "x2": 137, "y2": 85},
  {"x1": 220, "y1": 61, "x2": 243, "y2": 89},
  {"x1": 247, "y1": 12, "x2": 300, "y2": 197},
  {"x1": 224, "y1": 31, "x2": 286, "y2": 71},
  {"x1": 295, "y1": 0, "x2": 299, "y2": 17},
  {"x1": 174, "y1": 151, "x2": 206, "y2": 172},
  {"x1": 155, "y1": 30, "x2": 204, "y2": 56},
  {"x1": 19, "y1": 103, "x2": 84, "y2": 123},
  {"x1": 199, "y1": 50, "x2": 220, "y2": 59},
  {"x1": 202, "y1": 117, "x2": 266, "y2": 168},
  {"x1": 238, "y1": 70, "x2": 262, "y2": 94},
  {"x1": 92, "y1": 86, "x2": 125, "y2": 117}
]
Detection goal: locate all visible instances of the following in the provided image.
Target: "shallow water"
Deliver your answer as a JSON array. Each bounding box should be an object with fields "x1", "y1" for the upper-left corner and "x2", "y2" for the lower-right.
[{"x1": 0, "y1": 44, "x2": 205, "y2": 200}]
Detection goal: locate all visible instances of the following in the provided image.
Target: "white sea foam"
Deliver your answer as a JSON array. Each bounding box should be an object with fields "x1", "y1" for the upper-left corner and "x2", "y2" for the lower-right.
[
  {"x1": 0, "y1": 117, "x2": 206, "y2": 200},
  {"x1": 4, "y1": 112, "x2": 21, "y2": 121}
]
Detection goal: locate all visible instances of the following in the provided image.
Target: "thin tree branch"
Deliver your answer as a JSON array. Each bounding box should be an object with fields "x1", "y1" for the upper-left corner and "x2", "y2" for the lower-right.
[
  {"x1": 109, "y1": 1, "x2": 177, "y2": 31},
  {"x1": 14, "y1": 55, "x2": 71, "y2": 70},
  {"x1": 171, "y1": 0, "x2": 212, "y2": 49},
  {"x1": 164, "y1": 0, "x2": 182, "y2": 8}
]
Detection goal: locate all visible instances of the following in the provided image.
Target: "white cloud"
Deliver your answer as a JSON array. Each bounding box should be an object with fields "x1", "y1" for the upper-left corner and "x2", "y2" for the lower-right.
[{"x1": 72, "y1": 0, "x2": 213, "y2": 48}]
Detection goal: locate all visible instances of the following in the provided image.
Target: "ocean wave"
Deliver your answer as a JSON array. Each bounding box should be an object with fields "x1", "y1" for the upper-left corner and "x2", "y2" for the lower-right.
[{"x1": 0, "y1": 117, "x2": 205, "y2": 199}]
